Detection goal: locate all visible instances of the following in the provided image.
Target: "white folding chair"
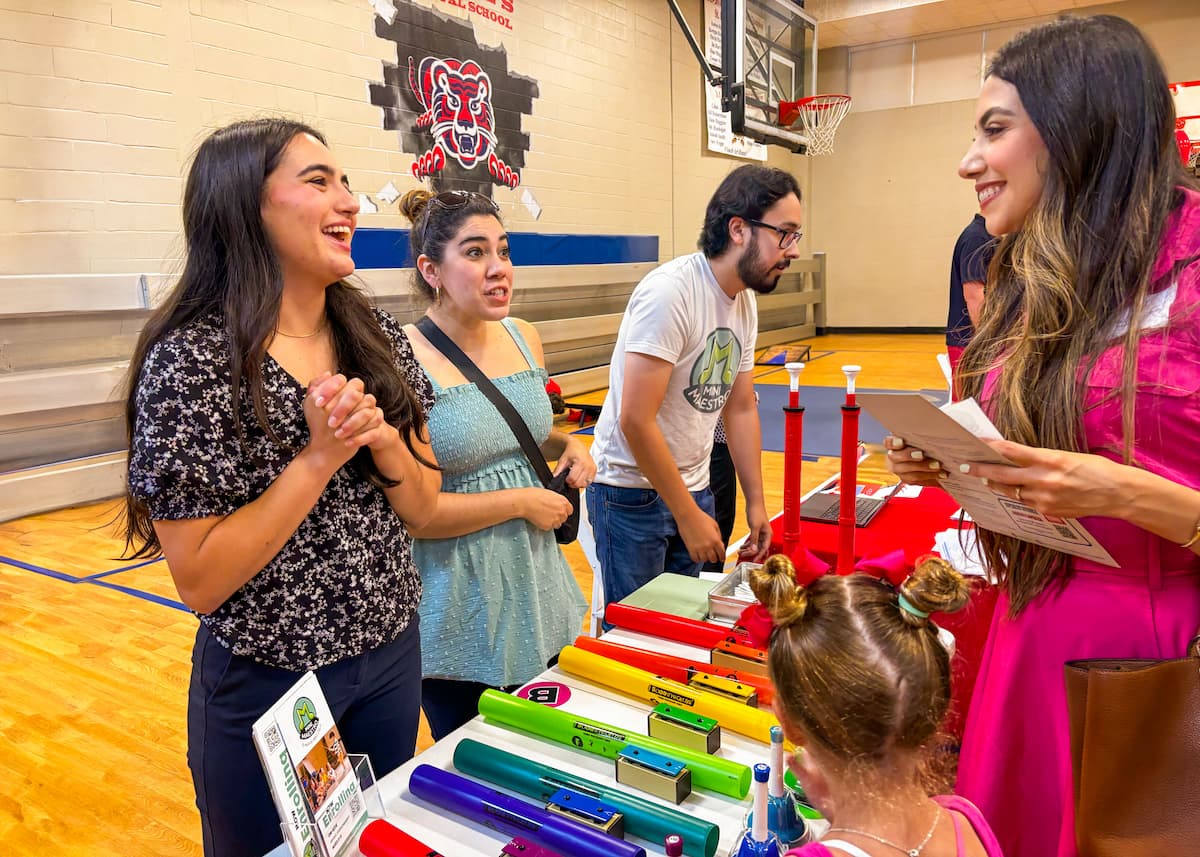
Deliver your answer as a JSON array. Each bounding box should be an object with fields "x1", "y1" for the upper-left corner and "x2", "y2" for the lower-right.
[
  {"x1": 936, "y1": 352, "x2": 953, "y2": 395},
  {"x1": 575, "y1": 497, "x2": 606, "y2": 637}
]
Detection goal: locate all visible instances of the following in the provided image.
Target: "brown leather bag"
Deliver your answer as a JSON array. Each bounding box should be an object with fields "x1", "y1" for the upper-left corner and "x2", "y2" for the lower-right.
[{"x1": 1064, "y1": 634, "x2": 1200, "y2": 856}]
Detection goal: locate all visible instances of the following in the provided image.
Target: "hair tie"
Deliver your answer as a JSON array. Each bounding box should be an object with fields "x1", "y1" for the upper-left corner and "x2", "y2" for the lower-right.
[{"x1": 897, "y1": 594, "x2": 930, "y2": 619}]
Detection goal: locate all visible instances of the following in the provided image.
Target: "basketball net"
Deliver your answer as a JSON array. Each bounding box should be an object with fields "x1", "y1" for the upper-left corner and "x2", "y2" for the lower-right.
[{"x1": 779, "y1": 94, "x2": 852, "y2": 156}]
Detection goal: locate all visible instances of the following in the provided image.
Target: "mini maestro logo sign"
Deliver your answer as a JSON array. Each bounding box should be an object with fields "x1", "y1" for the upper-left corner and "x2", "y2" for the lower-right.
[
  {"x1": 685, "y1": 329, "x2": 740, "y2": 412},
  {"x1": 292, "y1": 697, "x2": 320, "y2": 740}
]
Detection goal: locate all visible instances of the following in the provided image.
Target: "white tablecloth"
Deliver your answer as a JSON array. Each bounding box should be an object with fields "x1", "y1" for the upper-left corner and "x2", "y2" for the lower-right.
[{"x1": 267, "y1": 628, "x2": 782, "y2": 857}]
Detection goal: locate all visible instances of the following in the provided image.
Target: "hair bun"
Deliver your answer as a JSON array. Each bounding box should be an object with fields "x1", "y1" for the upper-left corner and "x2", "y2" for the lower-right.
[
  {"x1": 399, "y1": 188, "x2": 434, "y2": 225},
  {"x1": 748, "y1": 554, "x2": 809, "y2": 628},
  {"x1": 897, "y1": 555, "x2": 971, "y2": 627}
]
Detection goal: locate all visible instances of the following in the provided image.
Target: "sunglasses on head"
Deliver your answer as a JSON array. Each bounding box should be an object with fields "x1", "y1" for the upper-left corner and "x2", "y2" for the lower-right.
[
  {"x1": 428, "y1": 190, "x2": 500, "y2": 213},
  {"x1": 419, "y1": 190, "x2": 501, "y2": 246}
]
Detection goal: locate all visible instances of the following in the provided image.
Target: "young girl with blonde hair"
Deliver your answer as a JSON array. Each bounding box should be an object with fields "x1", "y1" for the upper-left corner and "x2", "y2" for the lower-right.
[{"x1": 750, "y1": 556, "x2": 1003, "y2": 857}]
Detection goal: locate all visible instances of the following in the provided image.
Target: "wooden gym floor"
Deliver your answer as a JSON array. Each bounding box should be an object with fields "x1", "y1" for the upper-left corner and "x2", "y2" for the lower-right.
[{"x1": 0, "y1": 333, "x2": 945, "y2": 856}]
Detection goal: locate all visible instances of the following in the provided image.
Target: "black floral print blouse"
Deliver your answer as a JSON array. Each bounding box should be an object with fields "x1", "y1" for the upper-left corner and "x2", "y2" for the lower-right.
[{"x1": 128, "y1": 309, "x2": 434, "y2": 671}]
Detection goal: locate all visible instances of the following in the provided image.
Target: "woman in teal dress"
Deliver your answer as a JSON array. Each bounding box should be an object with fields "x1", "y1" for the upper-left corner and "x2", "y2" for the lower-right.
[{"x1": 400, "y1": 188, "x2": 593, "y2": 739}]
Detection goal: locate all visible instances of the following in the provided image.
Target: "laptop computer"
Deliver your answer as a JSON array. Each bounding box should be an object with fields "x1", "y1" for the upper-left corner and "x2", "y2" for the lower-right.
[{"x1": 799, "y1": 478, "x2": 897, "y2": 528}]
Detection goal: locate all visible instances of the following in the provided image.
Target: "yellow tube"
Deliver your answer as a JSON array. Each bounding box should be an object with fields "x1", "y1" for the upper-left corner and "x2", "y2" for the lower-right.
[{"x1": 557, "y1": 645, "x2": 785, "y2": 746}]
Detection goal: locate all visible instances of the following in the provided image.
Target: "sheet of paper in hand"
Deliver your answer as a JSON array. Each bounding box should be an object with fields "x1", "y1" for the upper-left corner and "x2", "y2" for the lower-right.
[{"x1": 857, "y1": 392, "x2": 1118, "y2": 567}]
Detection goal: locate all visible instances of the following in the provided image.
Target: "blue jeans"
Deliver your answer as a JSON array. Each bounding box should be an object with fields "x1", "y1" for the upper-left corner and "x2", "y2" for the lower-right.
[
  {"x1": 188, "y1": 618, "x2": 421, "y2": 857},
  {"x1": 586, "y1": 482, "x2": 716, "y2": 609}
]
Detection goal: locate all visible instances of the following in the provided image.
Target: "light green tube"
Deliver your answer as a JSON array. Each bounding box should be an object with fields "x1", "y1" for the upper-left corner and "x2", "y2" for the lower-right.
[
  {"x1": 453, "y1": 739, "x2": 720, "y2": 857},
  {"x1": 476, "y1": 689, "x2": 750, "y2": 799}
]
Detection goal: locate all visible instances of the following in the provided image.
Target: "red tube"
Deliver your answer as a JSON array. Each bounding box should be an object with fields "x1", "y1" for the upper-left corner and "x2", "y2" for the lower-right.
[
  {"x1": 359, "y1": 819, "x2": 446, "y2": 857},
  {"x1": 782, "y1": 401, "x2": 805, "y2": 548},
  {"x1": 603, "y1": 603, "x2": 749, "y2": 648},
  {"x1": 837, "y1": 403, "x2": 861, "y2": 574},
  {"x1": 572, "y1": 636, "x2": 775, "y2": 705}
]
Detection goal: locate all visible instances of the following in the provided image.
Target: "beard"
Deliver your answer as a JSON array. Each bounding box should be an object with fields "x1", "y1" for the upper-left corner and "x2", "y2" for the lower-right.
[{"x1": 737, "y1": 240, "x2": 784, "y2": 295}]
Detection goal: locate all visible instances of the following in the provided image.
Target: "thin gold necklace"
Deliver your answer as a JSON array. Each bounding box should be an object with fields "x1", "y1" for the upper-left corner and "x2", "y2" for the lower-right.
[
  {"x1": 826, "y1": 806, "x2": 942, "y2": 857},
  {"x1": 274, "y1": 320, "x2": 327, "y2": 339}
]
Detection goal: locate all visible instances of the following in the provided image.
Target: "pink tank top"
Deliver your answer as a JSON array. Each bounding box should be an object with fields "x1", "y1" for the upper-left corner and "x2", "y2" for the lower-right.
[{"x1": 783, "y1": 795, "x2": 1004, "y2": 857}]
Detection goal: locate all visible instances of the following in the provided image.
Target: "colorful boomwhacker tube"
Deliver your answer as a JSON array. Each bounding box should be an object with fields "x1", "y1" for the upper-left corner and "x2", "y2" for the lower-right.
[
  {"x1": 556, "y1": 646, "x2": 782, "y2": 745},
  {"x1": 357, "y1": 819, "x2": 446, "y2": 856},
  {"x1": 452, "y1": 739, "x2": 721, "y2": 857},
  {"x1": 408, "y1": 765, "x2": 646, "y2": 857},
  {"x1": 476, "y1": 690, "x2": 751, "y2": 798},
  {"x1": 603, "y1": 602, "x2": 752, "y2": 648},
  {"x1": 572, "y1": 636, "x2": 775, "y2": 706}
]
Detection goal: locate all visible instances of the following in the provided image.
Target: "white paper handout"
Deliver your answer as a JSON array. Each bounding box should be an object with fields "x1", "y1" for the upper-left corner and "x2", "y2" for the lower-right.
[
  {"x1": 252, "y1": 671, "x2": 369, "y2": 857},
  {"x1": 857, "y1": 393, "x2": 1118, "y2": 567}
]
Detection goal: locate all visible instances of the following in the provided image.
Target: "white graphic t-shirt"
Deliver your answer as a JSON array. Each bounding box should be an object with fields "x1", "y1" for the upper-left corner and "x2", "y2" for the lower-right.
[{"x1": 592, "y1": 252, "x2": 758, "y2": 491}]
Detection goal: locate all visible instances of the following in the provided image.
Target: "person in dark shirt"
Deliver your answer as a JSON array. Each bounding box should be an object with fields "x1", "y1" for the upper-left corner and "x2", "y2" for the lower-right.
[{"x1": 945, "y1": 213, "x2": 993, "y2": 398}]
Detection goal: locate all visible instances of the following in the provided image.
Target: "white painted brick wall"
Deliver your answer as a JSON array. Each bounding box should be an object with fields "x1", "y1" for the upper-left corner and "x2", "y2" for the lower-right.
[{"x1": 0, "y1": 0, "x2": 802, "y2": 279}]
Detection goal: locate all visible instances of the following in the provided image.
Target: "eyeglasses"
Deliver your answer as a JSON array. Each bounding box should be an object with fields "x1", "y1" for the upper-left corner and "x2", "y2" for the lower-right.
[
  {"x1": 745, "y1": 218, "x2": 803, "y2": 249},
  {"x1": 428, "y1": 190, "x2": 500, "y2": 213},
  {"x1": 420, "y1": 190, "x2": 501, "y2": 245}
]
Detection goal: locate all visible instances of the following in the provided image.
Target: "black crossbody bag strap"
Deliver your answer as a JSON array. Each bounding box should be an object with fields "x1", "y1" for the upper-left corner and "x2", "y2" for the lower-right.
[{"x1": 415, "y1": 316, "x2": 554, "y2": 487}]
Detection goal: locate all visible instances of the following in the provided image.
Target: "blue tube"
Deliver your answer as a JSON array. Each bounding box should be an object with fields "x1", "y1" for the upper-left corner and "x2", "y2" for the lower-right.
[{"x1": 408, "y1": 764, "x2": 647, "y2": 857}]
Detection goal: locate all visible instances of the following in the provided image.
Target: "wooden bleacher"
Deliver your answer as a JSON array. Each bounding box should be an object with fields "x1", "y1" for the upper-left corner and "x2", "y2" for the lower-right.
[{"x1": 0, "y1": 254, "x2": 825, "y2": 521}]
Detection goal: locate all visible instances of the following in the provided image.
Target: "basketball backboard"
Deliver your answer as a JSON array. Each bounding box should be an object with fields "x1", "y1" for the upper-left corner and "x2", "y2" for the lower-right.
[
  {"x1": 1171, "y1": 79, "x2": 1200, "y2": 171},
  {"x1": 722, "y1": 0, "x2": 818, "y2": 153}
]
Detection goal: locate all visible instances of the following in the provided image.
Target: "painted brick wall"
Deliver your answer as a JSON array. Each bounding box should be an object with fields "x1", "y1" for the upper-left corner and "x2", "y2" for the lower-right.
[{"x1": 0, "y1": 0, "x2": 812, "y2": 281}]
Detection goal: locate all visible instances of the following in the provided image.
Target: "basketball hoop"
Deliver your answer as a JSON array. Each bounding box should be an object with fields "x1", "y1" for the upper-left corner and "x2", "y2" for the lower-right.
[{"x1": 778, "y1": 94, "x2": 852, "y2": 156}]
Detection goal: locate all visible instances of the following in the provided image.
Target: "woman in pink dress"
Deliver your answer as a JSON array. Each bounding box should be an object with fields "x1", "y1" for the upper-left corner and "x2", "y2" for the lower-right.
[
  {"x1": 888, "y1": 16, "x2": 1200, "y2": 857},
  {"x1": 748, "y1": 555, "x2": 1004, "y2": 857}
]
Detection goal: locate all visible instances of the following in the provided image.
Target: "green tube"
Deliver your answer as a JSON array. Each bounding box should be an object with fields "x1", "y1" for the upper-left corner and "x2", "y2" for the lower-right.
[
  {"x1": 477, "y1": 689, "x2": 751, "y2": 799},
  {"x1": 453, "y1": 739, "x2": 720, "y2": 857}
]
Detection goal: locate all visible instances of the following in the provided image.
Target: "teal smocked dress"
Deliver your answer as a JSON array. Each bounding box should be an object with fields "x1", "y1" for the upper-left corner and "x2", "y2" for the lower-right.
[{"x1": 414, "y1": 318, "x2": 587, "y2": 686}]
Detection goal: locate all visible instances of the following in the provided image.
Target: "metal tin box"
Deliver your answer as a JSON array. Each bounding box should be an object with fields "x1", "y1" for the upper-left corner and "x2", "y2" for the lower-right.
[{"x1": 706, "y1": 562, "x2": 763, "y2": 622}]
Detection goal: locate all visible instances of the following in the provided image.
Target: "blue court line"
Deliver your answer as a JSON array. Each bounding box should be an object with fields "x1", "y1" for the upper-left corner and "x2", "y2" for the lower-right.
[
  {"x1": 0, "y1": 555, "x2": 80, "y2": 582},
  {"x1": 1, "y1": 554, "x2": 184, "y2": 611},
  {"x1": 84, "y1": 557, "x2": 165, "y2": 580},
  {"x1": 88, "y1": 578, "x2": 188, "y2": 612}
]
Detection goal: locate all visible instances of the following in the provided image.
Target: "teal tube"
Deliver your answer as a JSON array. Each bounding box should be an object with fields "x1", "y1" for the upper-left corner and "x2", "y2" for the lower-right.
[
  {"x1": 453, "y1": 739, "x2": 720, "y2": 857},
  {"x1": 477, "y1": 689, "x2": 751, "y2": 799}
]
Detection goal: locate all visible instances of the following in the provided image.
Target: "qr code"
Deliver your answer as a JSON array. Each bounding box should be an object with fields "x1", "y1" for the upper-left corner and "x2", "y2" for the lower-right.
[
  {"x1": 264, "y1": 725, "x2": 282, "y2": 753},
  {"x1": 1055, "y1": 524, "x2": 1074, "y2": 540},
  {"x1": 349, "y1": 795, "x2": 362, "y2": 815}
]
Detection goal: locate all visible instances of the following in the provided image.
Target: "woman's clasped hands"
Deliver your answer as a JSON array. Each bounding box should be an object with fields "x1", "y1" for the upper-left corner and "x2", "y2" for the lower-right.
[{"x1": 304, "y1": 371, "x2": 397, "y2": 468}]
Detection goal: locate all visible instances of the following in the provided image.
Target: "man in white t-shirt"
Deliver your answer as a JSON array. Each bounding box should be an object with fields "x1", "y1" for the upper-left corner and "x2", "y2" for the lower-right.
[{"x1": 587, "y1": 164, "x2": 803, "y2": 608}]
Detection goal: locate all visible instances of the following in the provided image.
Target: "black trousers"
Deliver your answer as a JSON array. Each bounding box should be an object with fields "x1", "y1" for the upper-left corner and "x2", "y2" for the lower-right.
[
  {"x1": 703, "y1": 440, "x2": 738, "y2": 573},
  {"x1": 187, "y1": 618, "x2": 422, "y2": 857}
]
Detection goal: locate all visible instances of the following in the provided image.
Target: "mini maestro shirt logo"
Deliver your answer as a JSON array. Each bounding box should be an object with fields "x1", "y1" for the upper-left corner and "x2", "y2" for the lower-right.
[
  {"x1": 292, "y1": 697, "x2": 320, "y2": 740},
  {"x1": 685, "y1": 328, "x2": 740, "y2": 412}
]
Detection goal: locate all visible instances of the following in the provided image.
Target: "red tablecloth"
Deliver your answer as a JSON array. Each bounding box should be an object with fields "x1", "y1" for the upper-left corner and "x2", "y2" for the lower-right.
[{"x1": 769, "y1": 487, "x2": 997, "y2": 739}]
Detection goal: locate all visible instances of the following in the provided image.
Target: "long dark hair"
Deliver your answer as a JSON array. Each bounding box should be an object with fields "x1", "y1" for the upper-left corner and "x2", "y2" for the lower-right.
[
  {"x1": 959, "y1": 15, "x2": 1196, "y2": 613},
  {"x1": 398, "y1": 188, "x2": 504, "y2": 301},
  {"x1": 123, "y1": 118, "x2": 431, "y2": 557}
]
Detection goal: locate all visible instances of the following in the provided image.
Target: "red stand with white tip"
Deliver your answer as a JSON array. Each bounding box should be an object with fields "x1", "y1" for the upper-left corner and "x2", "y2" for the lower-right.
[
  {"x1": 837, "y1": 365, "x2": 862, "y2": 575},
  {"x1": 781, "y1": 362, "x2": 806, "y2": 556}
]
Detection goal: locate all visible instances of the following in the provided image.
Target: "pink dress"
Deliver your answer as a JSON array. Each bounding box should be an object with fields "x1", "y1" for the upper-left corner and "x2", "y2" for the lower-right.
[
  {"x1": 955, "y1": 188, "x2": 1200, "y2": 857},
  {"x1": 784, "y1": 795, "x2": 1004, "y2": 856}
]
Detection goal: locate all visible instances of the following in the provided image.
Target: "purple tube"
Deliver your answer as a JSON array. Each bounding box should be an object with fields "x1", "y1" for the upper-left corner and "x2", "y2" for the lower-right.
[{"x1": 409, "y1": 765, "x2": 646, "y2": 857}]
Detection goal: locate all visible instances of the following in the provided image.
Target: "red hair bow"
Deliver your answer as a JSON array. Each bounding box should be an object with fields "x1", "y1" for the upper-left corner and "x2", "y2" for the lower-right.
[{"x1": 734, "y1": 548, "x2": 917, "y2": 649}]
